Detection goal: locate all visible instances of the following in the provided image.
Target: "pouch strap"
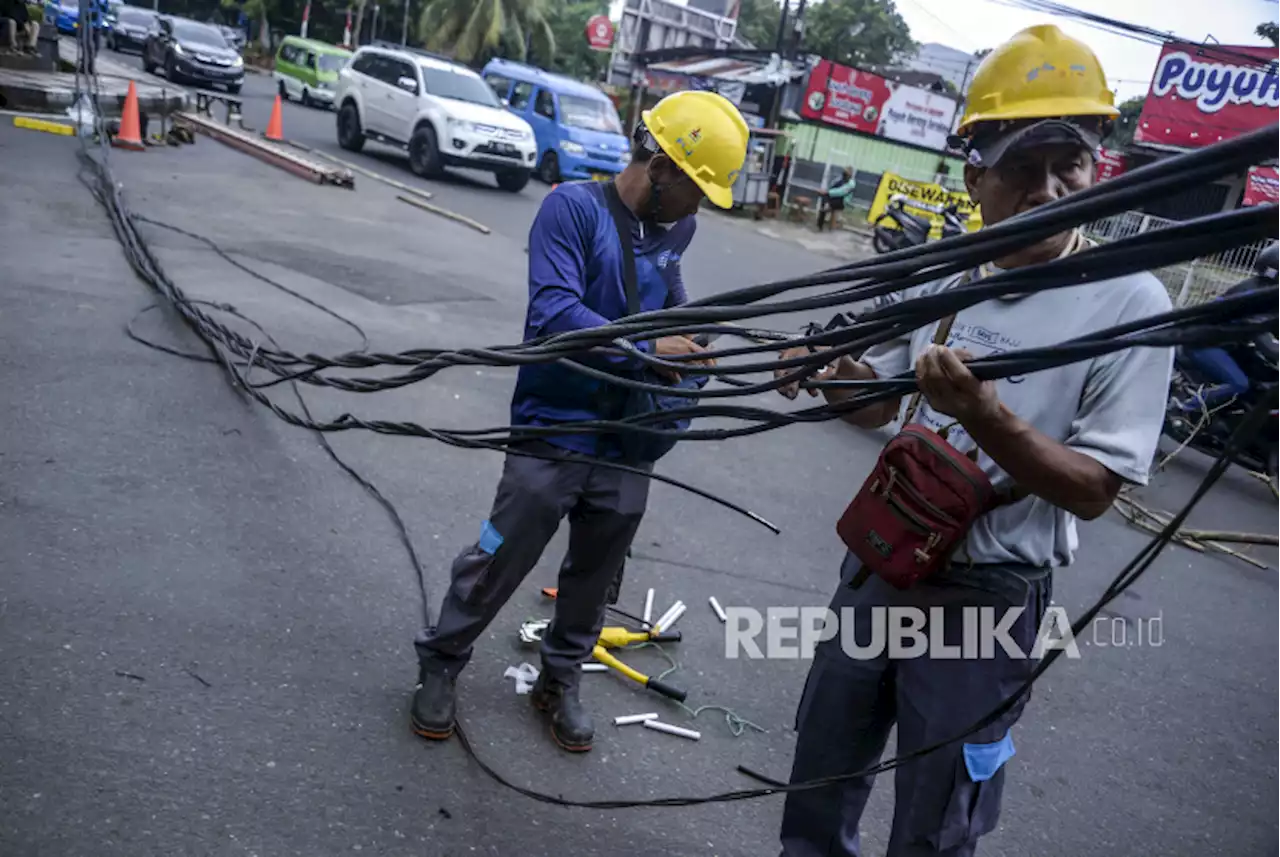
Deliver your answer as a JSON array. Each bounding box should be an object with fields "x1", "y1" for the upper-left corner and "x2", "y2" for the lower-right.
[{"x1": 901, "y1": 312, "x2": 957, "y2": 427}]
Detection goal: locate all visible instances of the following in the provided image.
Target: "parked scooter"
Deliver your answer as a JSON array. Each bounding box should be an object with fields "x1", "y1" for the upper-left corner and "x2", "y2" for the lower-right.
[
  {"x1": 872, "y1": 194, "x2": 967, "y2": 254},
  {"x1": 1162, "y1": 244, "x2": 1279, "y2": 482}
]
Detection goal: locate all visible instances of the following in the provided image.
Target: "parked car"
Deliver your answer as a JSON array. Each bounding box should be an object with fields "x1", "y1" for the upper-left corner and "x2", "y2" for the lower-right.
[
  {"x1": 143, "y1": 16, "x2": 244, "y2": 93},
  {"x1": 107, "y1": 4, "x2": 158, "y2": 53},
  {"x1": 274, "y1": 36, "x2": 351, "y2": 109},
  {"x1": 480, "y1": 57, "x2": 630, "y2": 184},
  {"x1": 334, "y1": 45, "x2": 537, "y2": 192}
]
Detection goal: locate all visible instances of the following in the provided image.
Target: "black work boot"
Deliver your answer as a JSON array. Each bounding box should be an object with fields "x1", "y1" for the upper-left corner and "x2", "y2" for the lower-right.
[
  {"x1": 530, "y1": 672, "x2": 593, "y2": 752},
  {"x1": 410, "y1": 666, "x2": 456, "y2": 741}
]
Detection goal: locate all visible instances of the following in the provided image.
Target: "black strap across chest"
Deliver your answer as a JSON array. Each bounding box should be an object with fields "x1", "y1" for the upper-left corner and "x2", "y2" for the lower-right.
[{"x1": 602, "y1": 180, "x2": 640, "y2": 317}]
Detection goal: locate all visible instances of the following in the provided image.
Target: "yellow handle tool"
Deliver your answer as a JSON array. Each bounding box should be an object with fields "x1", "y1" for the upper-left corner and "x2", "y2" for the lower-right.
[
  {"x1": 591, "y1": 645, "x2": 687, "y2": 702},
  {"x1": 597, "y1": 626, "x2": 682, "y2": 649}
]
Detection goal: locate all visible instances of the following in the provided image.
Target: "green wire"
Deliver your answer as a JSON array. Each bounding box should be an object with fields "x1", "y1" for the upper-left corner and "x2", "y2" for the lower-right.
[{"x1": 624, "y1": 642, "x2": 768, "y2": 738}]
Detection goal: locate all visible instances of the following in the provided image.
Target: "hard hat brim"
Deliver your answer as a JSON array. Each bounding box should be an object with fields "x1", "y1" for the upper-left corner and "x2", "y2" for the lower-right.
[
  {"x1": 958, "y1": 97, "x2": 1119, "y2": 136},
  {"x1": 969, "y1": 118, "x2": 1103, "y2": 168},
  {"x1": 642, "y1": 108, "x2": 736, "y2": 210}
]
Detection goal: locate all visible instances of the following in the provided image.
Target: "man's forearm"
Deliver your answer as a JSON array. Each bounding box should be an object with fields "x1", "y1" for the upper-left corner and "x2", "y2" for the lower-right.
[{"x1": 960, "y1": 404, "x2": 1121, "y2": 519}]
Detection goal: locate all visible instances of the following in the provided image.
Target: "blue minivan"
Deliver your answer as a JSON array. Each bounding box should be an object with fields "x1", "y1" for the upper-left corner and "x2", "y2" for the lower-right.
[{"x1": 480, "y1": 58, "x2": 630, "y2": 184}]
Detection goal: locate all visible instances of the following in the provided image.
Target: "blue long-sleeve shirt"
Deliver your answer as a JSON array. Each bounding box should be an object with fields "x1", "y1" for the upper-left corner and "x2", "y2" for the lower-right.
[{"x1": 511, "y1": 181, "x2": 695, "y2": 457}]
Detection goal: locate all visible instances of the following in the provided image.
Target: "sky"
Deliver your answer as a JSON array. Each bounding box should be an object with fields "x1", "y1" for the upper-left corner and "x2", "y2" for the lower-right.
[
  {"x1": 611, "y1": 0, "x2": 1280, "y2": 103},
  {"x1": 891, "y1": 0, "x2": 1280, "y2": 101}
]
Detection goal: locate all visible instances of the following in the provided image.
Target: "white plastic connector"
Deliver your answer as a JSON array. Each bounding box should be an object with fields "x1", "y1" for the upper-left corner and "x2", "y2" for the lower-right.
[
  {"x1": 656, "y1": 602, "x2": 686, "y2": 633},
  {"x1": 654, "y1": 601, "x2": 684, "y2": 633},
  {"x1": 614, "y1": 713, "x2": 659, "y2": 726},
  {"x1": 643, "y1": 719, "x2": 700, "y2": 740}
]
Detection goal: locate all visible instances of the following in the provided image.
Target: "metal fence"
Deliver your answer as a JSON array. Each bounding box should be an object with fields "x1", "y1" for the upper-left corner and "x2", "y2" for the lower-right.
[
  {"x1": 775, "y1": 162, "x2": 1264, "y2": 304},
  {"x1": 1080, "y1": 211, "x2": 1266, "y2": 307}
]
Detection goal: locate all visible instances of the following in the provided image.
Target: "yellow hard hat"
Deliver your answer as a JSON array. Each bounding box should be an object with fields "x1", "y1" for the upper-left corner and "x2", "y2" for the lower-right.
[
  {"x1": 641, "y1": 91, "x2": 749, "y2": 210},
  {"x1": 957, "y1": 24, "x2": 1119, "y2": 136}
]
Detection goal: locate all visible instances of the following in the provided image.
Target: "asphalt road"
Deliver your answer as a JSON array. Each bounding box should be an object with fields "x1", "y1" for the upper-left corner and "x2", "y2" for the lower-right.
[{"x1": 1, "y1": 84, "x2": 1277, "y2": 857}]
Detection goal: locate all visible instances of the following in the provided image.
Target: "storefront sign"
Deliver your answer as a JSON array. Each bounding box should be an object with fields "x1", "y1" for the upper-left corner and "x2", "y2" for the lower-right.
[
  {"x1": 800, "y1": 59, "x2": 958, "y2": 152},
  {"x1": 866, "y1": 172, "x2": 982, "y2": 237},
  {"x1": 1134, "y1": 42, "x2": 1279, "y2": 149},
  {"x1": 1096, "y1": 146, "x2": 1127, "y2": 182},
  {"x1": 585, "y1": 15, "x2": 614, "y2": 51},
  {"x1": 1242, "y1": 165, "x2": 1279, "y2": 207}
]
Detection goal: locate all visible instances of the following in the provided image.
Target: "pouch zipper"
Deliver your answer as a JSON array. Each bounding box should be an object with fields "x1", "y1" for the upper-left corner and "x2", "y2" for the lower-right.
[
  {"x1": 886, "y1": 494, "x2": 930, "y2": 534},
  {"x1": 887, "y1": 466, "x2": 959, "y2": 526},
  {"x1": 908, "y1": 429, "x2": 989, "y2": 499}
]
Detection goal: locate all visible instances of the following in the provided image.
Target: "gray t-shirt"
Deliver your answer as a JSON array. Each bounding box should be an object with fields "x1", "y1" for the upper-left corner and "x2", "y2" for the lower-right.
[{"x1": 860, "y1": 268, "x2": 1174, "y2": 569}]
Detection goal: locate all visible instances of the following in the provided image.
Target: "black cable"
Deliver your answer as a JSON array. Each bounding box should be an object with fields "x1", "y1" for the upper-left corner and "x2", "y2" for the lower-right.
[
  {"x1": 124, "y1": 297, "x2": 434, "y2": 626},
  {"x1": 131, "y1": 216, "x2": 370, "y2": 354},
  {"x1": 139, "y1": 199, "x2": 1277, "y2": 400},
  {"x1": 78, "y1": 87, "x2": 1280, "y2": 812},
  {"x1": 87, "y1": 126, "x2": 1278, "y2": 390}
]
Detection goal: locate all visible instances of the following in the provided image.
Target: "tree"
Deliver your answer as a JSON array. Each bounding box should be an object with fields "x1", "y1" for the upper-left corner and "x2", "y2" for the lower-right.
[
  {"x1": 352, "y1": 0, "x2": 368, "y2": 46},
  {"x1": 545, "y1": 0, "x2": 609, "y2": 80},
  {"x1": 734, "y1": 0, "x2": 781, "y2": 50},
  {"x1": 802, "y1": 0, "x2": 914, "y2": 68},
  {"x1": 222, "y1": 0, "x2": 273, "y2": 51},
  {"x1": 1104, "y1": 96, "x2": 1145, "y2": 149},
  {"x1": 1257, "y1": 21, "x2": 1278, "y2": 48},
  {"x1": 417, "y1": 0, "x2": 555, "y2": 65}
]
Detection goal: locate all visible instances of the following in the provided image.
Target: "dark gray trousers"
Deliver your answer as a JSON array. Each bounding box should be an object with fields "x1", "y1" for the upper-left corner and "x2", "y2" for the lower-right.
[
  {"x1": 414, "y1": 443, "x2": 652, "y2": 687},
  {"x1": 780, "y1": 554, "x2": 1052, "y2": 857}
]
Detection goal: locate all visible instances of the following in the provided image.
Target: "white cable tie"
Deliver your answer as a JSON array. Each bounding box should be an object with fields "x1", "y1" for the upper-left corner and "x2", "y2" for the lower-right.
[
  {"x1": 614, "y1": 713, "x2": 659, "y2": 726},
  {"x1": 581, "y1": 663, "x2": 608, "y2": 673},
  {"x1": 709, "y1": 596, "x2": 727, "y2": 623},
  {"x1": 643, "y1": 588, "x2": 655, "y2": 624},
  {"x1": 643, "y1": 719, "x2": 701, "y2": 740}
]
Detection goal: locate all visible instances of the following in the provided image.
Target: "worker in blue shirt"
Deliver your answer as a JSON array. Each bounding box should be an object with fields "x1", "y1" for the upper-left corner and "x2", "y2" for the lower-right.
[
  {"x1": 818, "y1": 166, "x2": 855, "y2": 232},
  {"x1": 410, "y1": 91, "x2": 749, "y2": 753}
]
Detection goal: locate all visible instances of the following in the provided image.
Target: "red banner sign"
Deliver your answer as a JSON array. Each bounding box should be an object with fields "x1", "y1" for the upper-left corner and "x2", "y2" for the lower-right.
[
  {"x1": 1242, "y1": 166, "x2": 1279, "y2": 207},
  {"x1": 1095, "y1": 146, "x2": 1127, "y2": 182},
  {"x1": 1134, "y1": 42, "x2": 1279, "y2": 149},
  {"x1": 585, "y1": 15, "x2": 614, "y2": 51},
  {"x1": 800, "y1": 59, "x2": 958, "y2": 151}
]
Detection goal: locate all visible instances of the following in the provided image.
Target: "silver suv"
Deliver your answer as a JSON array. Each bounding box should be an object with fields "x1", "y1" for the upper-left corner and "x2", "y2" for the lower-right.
[{"x1": 334, "y1": 45, "x2": 538, "y2": 192}]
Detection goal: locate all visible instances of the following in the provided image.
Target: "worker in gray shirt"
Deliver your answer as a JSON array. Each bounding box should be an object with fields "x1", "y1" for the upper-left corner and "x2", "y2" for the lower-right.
[{"x1": 772, "y1": 25, "x2": 1174, "y2": 857}]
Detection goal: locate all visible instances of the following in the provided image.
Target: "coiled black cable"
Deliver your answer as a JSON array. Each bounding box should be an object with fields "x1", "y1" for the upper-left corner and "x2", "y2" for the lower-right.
[{"x1": 88, "y1": 126, "x2": 1277, "y2": 392}]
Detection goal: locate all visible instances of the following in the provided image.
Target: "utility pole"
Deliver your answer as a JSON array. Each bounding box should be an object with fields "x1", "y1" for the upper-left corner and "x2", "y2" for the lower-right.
[
  {"x1": 959, "y1": 56, "x2": 976, "y2": 95},
  {"x1": 370, "y1": 3, "x2": 380, "y2": 43},
  {"x1": 400, "y1": 0, "x2": 409, "y2": 45},
  {"x1": 627, "y1": 11, "x2": 652, "y2": 133},
  {"x1": 789, "y1": 0, "x2": 807, "y2": 59},
  {"x1": 773, "y1": 0, "x2": 789, "y2": 54}
]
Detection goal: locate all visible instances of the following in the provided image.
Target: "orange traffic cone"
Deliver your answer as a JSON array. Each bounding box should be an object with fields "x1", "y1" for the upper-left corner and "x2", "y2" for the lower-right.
[
  {"x1": 113, "y1": 80, "x2": 145, "y2": 151},
  {"x1": 263, "y1": 95, "x2": 284, "y2": 142}
]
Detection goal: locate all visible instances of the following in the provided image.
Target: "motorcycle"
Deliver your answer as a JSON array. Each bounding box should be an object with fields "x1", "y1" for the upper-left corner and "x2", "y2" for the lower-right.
[
  {"x1": 872, "y1": 194, "x2": 967, "y2": 254},
  {"x1": 1161, "y1": 244, "x2": 1279, "y2": 482}
]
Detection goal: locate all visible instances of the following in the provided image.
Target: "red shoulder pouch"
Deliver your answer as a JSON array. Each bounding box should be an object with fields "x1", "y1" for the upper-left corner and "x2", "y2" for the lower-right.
[{"x1": 836, "y1": 423, "x2": 1001, "y2": 589}]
